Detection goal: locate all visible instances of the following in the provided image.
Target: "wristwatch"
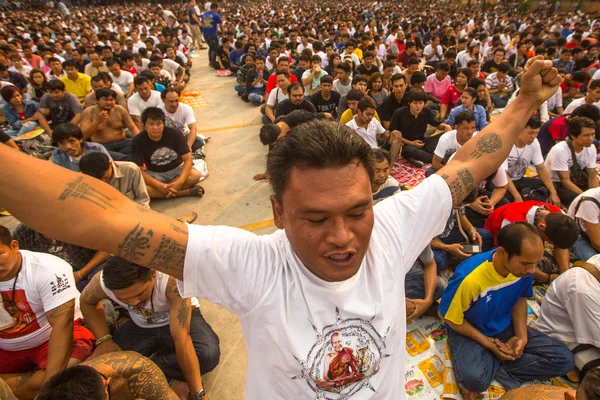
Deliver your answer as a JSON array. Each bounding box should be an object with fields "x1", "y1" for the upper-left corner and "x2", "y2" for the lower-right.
[{"x1": 188, "y1": 389, "x2": 206, "y2": 400}]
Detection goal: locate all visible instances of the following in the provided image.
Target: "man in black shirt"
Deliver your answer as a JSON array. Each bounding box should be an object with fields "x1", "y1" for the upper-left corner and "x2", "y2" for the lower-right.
[
  {"x1": 308, "y1": 76, "x2": 340, "y2": 118},
  {"x1": 275, "y1": 83, "x2": 316, "y2": 118},
  {"x1": 132, "y1": 107, "x2": 203, "y2": 199},
  {"x1": 356, "y1": 52, "x2": 377, "y2": 79},
  {"x1": 378, "y1": 74, "x2": 409, "y2": 129},
  {"x1": 389, "y1": 90, "x2": 451, "y2": 166},
  {"x1": 481, "y1": 48, "x2": 506, "y2": 77}
]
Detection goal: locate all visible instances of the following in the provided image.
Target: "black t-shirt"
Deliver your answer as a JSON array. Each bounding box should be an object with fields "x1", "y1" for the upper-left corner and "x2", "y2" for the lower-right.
[
  {"x1": 275, "y1": 99, "x2": 317, "y2": 118},
  {"x1": 388, "y1": 106, "x2": 441, "y2": 141},
  {"x1": 356, "y1": 64, "x2": 377, "y2": 78},
  {"x1": 309, "y1": 90, "x2": 341, "y2": 117},
  {"x1": 216, "y1": 47, "x2": 230, "y2": 68},
  {"x1": 0, "y1": 130, "x2": 11, "y2": 143},
  {"x1": 377, "y1": 92, "x2": 409, "y2": 123},
  {"x1": 481, "y1": 59, "x2": 504, "y2": 73},
  {"x1": 131, "y1": 127, "x2": 190, "y2": 173},
  {"x1": 576, "y1": 57, "x2": 595, "y2": 71}
]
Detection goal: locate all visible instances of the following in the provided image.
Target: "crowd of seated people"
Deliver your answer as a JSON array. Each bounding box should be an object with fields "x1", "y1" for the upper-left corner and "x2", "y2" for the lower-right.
[{"x1": 2, "y1": 0, "x2": 600, "y2": 399}]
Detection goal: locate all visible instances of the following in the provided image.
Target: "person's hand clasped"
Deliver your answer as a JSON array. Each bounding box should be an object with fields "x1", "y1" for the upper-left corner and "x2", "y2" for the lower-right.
[{"x1": 519, "y1": 56, "x2": 563, "y2": 106}]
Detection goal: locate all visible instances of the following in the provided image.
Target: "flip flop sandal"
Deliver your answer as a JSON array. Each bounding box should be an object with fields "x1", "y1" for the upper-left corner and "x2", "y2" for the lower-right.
[{"x1": 190, "y1": 185, "x2": 205, "y2": 197}]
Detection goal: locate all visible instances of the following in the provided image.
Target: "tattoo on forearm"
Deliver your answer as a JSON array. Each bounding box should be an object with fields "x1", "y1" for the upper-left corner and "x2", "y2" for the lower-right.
[
  {"x1": 470, "y1": 133, "x2": 502, "y2": 159},
  {"x1": 457, "y1": 168, "x2": 475, "y2": 194},
  {"x1": 148, "y1": 234, "x2": 186, "y2": 272},
  {"x1": 176, "y1": 301, "x2": 191, "y2": 329},
  {"x1": 117, "y1": 223, "x2": 154, "y2": 262},
  {"x1": 47, "y1": 300, "x2": 75, "y2": 323},
  {"x1": 170, "y1": 223, "x2": 187, "y2": 234},
  {"x1": 441, "y1": 168, "x2": 476, "y2": 206},
  {"x1": 136, "y1": 205, "x2": 152, "y2": 213},
  {"x1": 58, "y1": 176, "x2": 116, "y2": 209}
]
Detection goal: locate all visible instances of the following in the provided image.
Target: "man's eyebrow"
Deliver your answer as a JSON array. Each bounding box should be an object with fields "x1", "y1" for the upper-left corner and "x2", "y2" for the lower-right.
[{"x1": 297, "y1": 200, "x2": 371, "y2": 215}]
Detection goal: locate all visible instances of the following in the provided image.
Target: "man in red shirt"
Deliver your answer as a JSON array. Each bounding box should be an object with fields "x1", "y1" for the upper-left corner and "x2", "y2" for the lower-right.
[
  {"x1": 484, "y1": 201, "x2": 579, "y2": 283},
  {"x1": 265, "y1": 57, "x2": 297, "y2": 95}
]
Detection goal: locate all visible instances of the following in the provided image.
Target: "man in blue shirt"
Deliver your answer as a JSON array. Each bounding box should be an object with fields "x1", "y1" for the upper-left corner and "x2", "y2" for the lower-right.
[
  {"x1": 202, "y1": 2, "x2": 223, "y2": 69},
  {"x1": 51, "y1": 123, "x2": 112, "y2": 172},
  {"x1": 439, "y1": 223, "x2": 574, "y2": 400}
]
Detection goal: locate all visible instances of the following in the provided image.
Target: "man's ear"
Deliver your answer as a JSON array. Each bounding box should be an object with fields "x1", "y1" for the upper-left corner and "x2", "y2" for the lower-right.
[
  {"x1": 10, "y1": 240, "x2": 19, "y2": 252},
  {"x1": 270, "y1": 194, "x2": 285, "y2": 229},
  {"x1": 563, "y1": 389, "x2": 576, "y2": 400},
  {"x1": 537, "y1": 219, "x2": 547, "y2": 232}
]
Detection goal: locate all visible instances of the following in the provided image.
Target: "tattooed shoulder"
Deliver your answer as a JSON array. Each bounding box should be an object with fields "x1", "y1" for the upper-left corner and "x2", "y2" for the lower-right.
[
  {"x1": 46, "y1": 299, "x2": 75, "y2": 323},
  {"x1": 470, "y1": 132, "x2": 502, "y2": 159}
]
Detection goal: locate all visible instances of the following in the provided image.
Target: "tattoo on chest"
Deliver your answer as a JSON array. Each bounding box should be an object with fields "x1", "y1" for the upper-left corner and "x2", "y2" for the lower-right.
[
  {"x1": 118, "y1": 223, "x2": 154, "y2": 262},
  {"x1": 470, "y1": 132, "x2": 502, "y2": 159},
  {"x1": 58, "y1": 176, "x2": 116, "y2": 209}
]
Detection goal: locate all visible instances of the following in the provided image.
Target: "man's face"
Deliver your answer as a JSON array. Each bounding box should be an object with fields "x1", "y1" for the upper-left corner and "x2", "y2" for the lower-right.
[
  {"x1": 144, "y1": 118, "x2": 165, "y2": 141},
  {"x1": 358, "y1": 107, "x2": 376, "y2": 125},
  {"x1": 500, "y1": 237, "x2": 543, "y2": 278},
  {"x1": 456, "y1": 120, "x2": 476, "y2": 144},
  {"x1": 372, "y1": 158, "x2": 390, "y2": 189},
  {"x1": 494, "y1": 51, "x2": 504, "y2": 63},
  {"x1": 49, "y1": 89, "x2": 65, "y2": 101},
  {"x1": 589, "y1": 88, "x2": 600, "y2": 103},
  {"x1": 289, "y1": 87, "x2": 304, "y2": 105},
  {"x1": 355, "y1": 81, "x2": 367, "y2": 92},
  {"x1": 255, "y1": 60, "x2": 265, "y2": 70},
  {"x1": 50, "y1": 61, "x2": 62, "y2": 73},
  {"x1": 90, "y1": 54, "x2": 103, "y2": 67},
  {"x1": 560, "y1": 52, "x2": 571, "y2": 63},
  {"x1": 65, "y1": 66, "x2": 78, "y2": 79},
  {"x1": 0, "y1": 242, "x2": 20, "y2": 281},
  {"x1": 108, "y1": 63, "x2": 120, "y2": 76},
  {"x1": 407, "y1": 45, "x2": 415, "y2": 54},
  {"x1": 573, "y1": 127, "x2": 596, "y2": 148},
  {"x1": 589, "y1": 47, "x2": 599, "y2": 58},
  {"x1": 345, "y1": 45, "x2": 354, "y2": 54},
  {"x1": 269, "y1": 50, "x2": 278, "y2": 60},
  {"x1": 321, "y1": 82, "x2": 332, "y2": 94},
  {"x1": 409, "y1": 100, "x2": 425, "y2": 114},
  {"x1": 497, "y1": 71, "x2": 506, "y2": 81},
  {"x1": 112, "y1": 278, "x2": 154, "y2": 308},
  {"x1": 348, "y1": 100, "x2": 358, "y2": 113},
  {"x1": 163, "y1": 91, "x2": 180, "y2": 112},
  {"x1": 392, "y1": 78, "x2": 406, "y2": 97},
  {"x1": 23, "y1": 48, "x2": 32, "y2": 58},
  {"x1": 98, "y1": 96, "x2": 116, "y2": 111},
  {"x1": 58, "y1": 136, "x2": 84, "y2": 158},
  {"x1": 331, "y1": 334, "x2": 343, "y2": 352},
  {"x1": 519, "y1": 127, "x2": 540, "y2": 145},
  {"x1": 364, "y1": 56, "x2": 373, "y2": 67},
  {"x1": 436, "y1": 69, "x2": 449, "y2": 80},
  {"x1": 73, "y1": 52, "x2": 82, "y2": 63},
  {"x1": 102, "y1": 49, "x2": 113, "y2": 59},
  {"x1": 336, "y1": 68, "x2": 348, "y2": 81},
  {"x1": 278, "y1": 61, "x2": 289, "y2": 71},
  {"x1": 311, "y1": 61, "x2": 321, "y2": 70},
  {"x1": 271, "y1": 163, "x2": 374, "y2": 282},
  {"x1": 150, "y1": 66, "x2": 162, "y2": 77},
  {"x1": 135, "y1": 82, "x2": 151, "y2": 99},
  {"x1": 92, "y1": 80, "x2": 107, "y2": 92}
]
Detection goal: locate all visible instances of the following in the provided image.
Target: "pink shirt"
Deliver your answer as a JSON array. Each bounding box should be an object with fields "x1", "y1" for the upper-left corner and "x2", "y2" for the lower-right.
[{"x1": 424, "y1": 74, "x2": 452, "y2": 99}]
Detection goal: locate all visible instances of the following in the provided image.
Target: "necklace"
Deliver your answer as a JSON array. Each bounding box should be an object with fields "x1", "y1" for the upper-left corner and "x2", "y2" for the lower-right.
[
  {"x1": 4, "y1": 266, "x2": 22, "y2": 315},
  {"x1": 136, "y1": 286, "x2": 155, "y2": 324},
  {"x1": 514, "y1": 144, "x2": 526, "y2": 163}
]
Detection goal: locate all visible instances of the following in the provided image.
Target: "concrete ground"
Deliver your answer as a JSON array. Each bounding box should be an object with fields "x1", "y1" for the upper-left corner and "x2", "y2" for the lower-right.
[{"x1": 1, "y1": 49, "x2": 268, "y2": 398}]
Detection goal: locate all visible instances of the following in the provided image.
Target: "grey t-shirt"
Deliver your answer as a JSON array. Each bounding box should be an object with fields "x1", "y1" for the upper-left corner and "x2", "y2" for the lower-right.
[{"x1": 39, "y1": 92, "x2": 82, "y2": 124}]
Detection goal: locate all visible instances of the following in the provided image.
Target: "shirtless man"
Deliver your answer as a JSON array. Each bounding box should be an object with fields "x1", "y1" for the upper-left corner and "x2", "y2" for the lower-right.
[
  {"x1": 84, "y1": 76, "x2": 127, "y2": 109},
  {"x1": 35, "y1": 351, "x2": 179, "y2": 400},
  {"x1": 80, "y1": 88, "x2": 139, "y2": 161}
]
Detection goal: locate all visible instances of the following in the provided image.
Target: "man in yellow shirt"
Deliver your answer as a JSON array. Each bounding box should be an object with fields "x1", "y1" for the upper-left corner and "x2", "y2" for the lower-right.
[{"x1": 61, "y1": 61, "x2": 92, "y2": 102}]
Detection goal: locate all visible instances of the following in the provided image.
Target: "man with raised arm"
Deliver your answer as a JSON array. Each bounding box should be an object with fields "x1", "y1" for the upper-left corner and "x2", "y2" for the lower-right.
[{"x1": 0, "y1": 57, "x2": 562, "y2": 399}]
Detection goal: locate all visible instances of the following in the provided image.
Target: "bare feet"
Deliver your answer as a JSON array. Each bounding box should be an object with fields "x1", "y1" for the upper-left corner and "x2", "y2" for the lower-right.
[
  {"x1": 459, "y1": 385, "x2": 478, "y2": 400},
  {"x1": 170, "y1": 379, "x2": 190, "y2": 400}
]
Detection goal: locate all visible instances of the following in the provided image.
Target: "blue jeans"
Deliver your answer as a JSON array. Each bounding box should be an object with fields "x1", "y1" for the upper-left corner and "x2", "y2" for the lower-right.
[
  {"x1": 248, "y1": 90, "x2": 265, "y2": 105},
  {"x1": 102, "y1": 138, "x2": 132, "y2": 161},
  {"x1": 434, "y1": 226, "x2": 493, "y2": 272},
  {"x1": 113, "y1": 308, "x2": 220, "y2": 379},
  {"x1": 571, "y1": 236, "x2": 598, "y2": 262},
  {"x1": 448, "y1": 325, "x2": 574, "y2": 393},
  {"x1": 5, "y1": 121, "x2": 39, "y2": 137},
  {"x1": 234, "y1": 84, "x2": 245, "y2": 94},
  {"x1": 405, "y1": 261, "x2": 446, "y2": 301},
  {"x1": 490, "y1": 93, "x2": 508, "y2": 108},
  {"x1": 206, "y1": 35, "x2": 219, "y2": 67}
]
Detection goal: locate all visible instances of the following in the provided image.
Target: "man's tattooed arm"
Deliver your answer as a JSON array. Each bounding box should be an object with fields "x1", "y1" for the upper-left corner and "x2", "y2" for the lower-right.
[{"x1": 45, "y1": 300, "x2": 76, "y2": 380}]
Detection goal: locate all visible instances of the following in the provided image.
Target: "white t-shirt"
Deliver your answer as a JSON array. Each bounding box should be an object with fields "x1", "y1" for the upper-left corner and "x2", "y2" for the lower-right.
[
  {"x1": 178, "y1": 175, "x2": 452, "y2": 399},
  {"x1": 537, "y1": 262, "x2": 600, "y2": 348},
  {"x1": 506, "y1": 139, "x2": 544, "y2": 180},
  {"x1": 564, "y1": 97, "x2": 600, "y2": 115},
  {"x1": 162, "y1": 58, "x2": 182, "y2": 79},
  {"x1": 346, "y1": 116, "x2": 386, "y2": 148},
  {"x1": 0, "y1": 250, "x2": 82, "y2": 351},
  {"x1": 423, "y1": 44, "x2": 443, "y2": 62},
  {"x1": 568, "y1": 187, "x2": 600, "y2": 234},
  {"x1": 434, "y1": 129, "x2": 463, "y2": 161},
  {"x1": 111, "y1": 83, "x2": 124, "y2": 95},
  {"x1": 159, "y1": 103, "x2": 196, "y2": 137},
  {"x1": 110, "y1": 70, "x2": 134, "y2": 94},
  {"x1": 133, "y1": 58, "x2": 150, "y2": 72},
  {"x1": 99, "y1": 270, "x2": 198, "y2": 328},
  {"x1": 266, "y1": 88, "x2": 289, "y2": 108},
  {"x1": 127, "y1": 90, "x2": 162, "y2": 116},
  {"x1": 332, "y1": 79, "x2": 352, "y2": 97},
  {"x1": 545, "y1": 141, "x2": 597, "y2": 182}
]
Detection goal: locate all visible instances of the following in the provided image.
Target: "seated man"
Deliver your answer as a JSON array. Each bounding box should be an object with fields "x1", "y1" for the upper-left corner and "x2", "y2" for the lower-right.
[
  {"x1": 369, "y1": 148, "x2": 402, "y2": 204},
  {"x1": 440, "y1": 223, "x2": 574, "y2": 400},
  {"x1": 546, "y1": 117, "x2": 599, "y2": 206},
  {"x1": 505, "y1": 116, "x2": 560, "y2": 205},
  {"x1": 424, "y1": 62, "x2": 452, "y2": 110},
  {"x1": 36, "y1": 352, "x2": 179, "y2": 399},
  {"x1": 79, "y1": 258, "x2": 220, "y2": 400},
  {"x1": 241, "y1": 55, "x2": 270, "y2": 105},
  {"x1": 377, "y1": 73, "x2": 408, "y2": 129},
  {"x1": 80, "y1": 88, "x2": 140, "y2": 161},
  {"x1": 428, "y1": 111, "x2": 477, "y2": 175},
  {"x1": 0, "y1": 226, "x2": 95, "y2": 400},
  {"x1": 39, "y1": 80, "x2": 83, "y2": 128},
  {"x1": 263, "y1": 70, "x2": 291, "y2": 124},
  {"x1": 336, "y1": 74, "x2": 369, "y2": 120},
  {"x1": 563, "y1": 79, "x2": 600, "y2": 115},
  {"x1": 132, "y1": 107, "x2": 203, "y2": 199},
  {"x1": 405, "y1": 245, "x2": 446, "y2": 319},
  {"x1": 301, "y1": 55, "x2": 328, "y2": 95},
  {"x1": 159, "y1": 87, "x2": 204, "y2": 152},
  {"x1": 569, "y1": 188, "x2": 600, "y2": 262},
  {"x1": 308, "y1": 75, "x2": 340, "y2": 119},
  {"x1": 84, "y1": 75, "x2": 127, "y2": 109},
  {"x1": 79, "y1": 152, "x2": 150, "y2": 208},
  {"x1": 346, "y1": 97, "x2": 402, "y2": 162},
  {"x1": 485, "y1": 63, "x2": 514, "y2": 109},
  {"x1": 60, "y1": 60, "x2": 92, "y2": 102},
  {"x1": 128, "y1": 76, "x2": 163, "y2": 131},
  {"x1": 484, "y1": 200, "x2": 579, "y2": 283},
  {"x1": 51, "y1": 123, "x2": 112, "y2": 172},
  {"x1": 389, "y1": 89, "x2": 451, "y2": 166},
  {"x1": 274, "y1": 82, "x2": 316, "y2": 119},
  {"x1": 537, "y1": 256, "x2": 600, "y2": 380}
]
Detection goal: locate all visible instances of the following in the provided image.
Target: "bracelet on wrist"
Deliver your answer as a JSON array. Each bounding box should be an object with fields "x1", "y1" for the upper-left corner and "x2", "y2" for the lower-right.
[{"x1": 95, "y1": 334, "x2": 112, "y2": 346}]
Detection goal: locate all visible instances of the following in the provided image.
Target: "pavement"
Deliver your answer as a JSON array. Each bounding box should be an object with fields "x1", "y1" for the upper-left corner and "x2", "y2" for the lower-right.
[{"x1": 1, "y1": 49, "x2": 272, "y2": 398}]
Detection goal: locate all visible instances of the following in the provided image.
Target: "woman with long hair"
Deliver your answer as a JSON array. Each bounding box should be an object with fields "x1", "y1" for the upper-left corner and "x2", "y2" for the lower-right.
[
  {"x1": 26, "y1": 69, "x2": 48, "y2": 103},
  {"x1": 325, "y1": 53, "x2": 341, "y2": 77},
  {"x1": 1, "y1": 85, "x2": 51, "y2": 137},
  {"x1": 439, "y1": 68, "x2": 472, "y2": 119},
  {"x1": 367, "y1": 72, "x2": 388, "y2": 107}
]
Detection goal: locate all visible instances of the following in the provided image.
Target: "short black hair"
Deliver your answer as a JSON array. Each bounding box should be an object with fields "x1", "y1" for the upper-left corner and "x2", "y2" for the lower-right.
[
  {"x1": 369, "y1": 148, "x2": 392, "y2": 165},
  {"x1": 436, "y1": 62, "x2": 450, "y2": 72},
  {"x1": 35, "y1": 365, "x2": 105, "y2": 400},
  {"x1": 525, "y1": 115, "x2": 542, "y2": 129},
  {"x1": 266, "y1": 119, "x2": 374, "y2": 201},
  {"x1": 589, "y1": 79, "x2": 600, "y2": 91},
  {"x1": 47, "y1": 79, "x2": 66, "y2": 91},
  {"x1": 336, "y1": 62, "x2": 351, "y2": 74},
  {"x1": 352, "y1": 74, "x2": 367, "y2": 85},
  {"x1": 572, "y1": 104, "x2": 600, "y2": 122},
  {"x1": 133, "y1": 76, "x2": 149, "y2": 87},
  {"x1": 53, "y1": 123, "x2": 83, "y2": 144},
  {"x1": 497, "y1": 63, "x2": 510, "y2": 73},
  {"x1": 141, "y1": 107, "x2": 166, "y2": 125},
  {"x1": 95, "y1": 88, "x2": 116, "y2": 101},
  {"x1": 346, "y1": 88, "x2": 364, "y2": 102},
  {"x1": 0, "y1": 225, "x2": 12, "y2": 246},
  {"x1": 102, "y1": 256, "x2": 153, "y2": 290},
  {"x1": 259, "y1": 124, "x2": 282, "y2": 146},
  {"x1": 407, "y1": 89, "x2": 427, "y2": 103},
  {"x1": 543, "y1": 213, "x2": 579, "y2": 249},
  {"x1": 391, "y1": 73, "x2": 407, "y2": 85},
  {"x1": 80, "y1": 152, "x2": 111, "y2": 180},
  {"x1": 357, "y1": 97, "x2": 377, "y2": 112},
  {"x1": 320, "y1": 75, "x2": 333, "y2": 85},
  {"x1": 62, "y1": 60, "x2": 77, "y2": 70},
  {"x1": 161, "y1": 87, "x2": 180, "y2": 99},
  {"x1": 497, "y1": 222, "x2": 542, "y2": 259},
  {"x1": 410, "y1": 71, "x2": 426, "y2": 85},
  {"x1": 454, "y1": 111, "x2": 476, "y2": 126},
  {"x1": 568, "y1": 116, "x2": 597, "y2": 138}
]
